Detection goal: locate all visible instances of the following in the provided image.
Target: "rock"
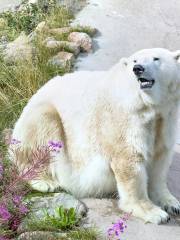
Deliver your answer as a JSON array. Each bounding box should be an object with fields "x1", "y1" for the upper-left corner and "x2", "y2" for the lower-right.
[
  {"x1": 1, "y1": 128, "x2": 12, "y2": 145},
  {"x1": 71, "y1": 26, "x2": 97, "y2": 37},
  {"x1": 0, "y1": 36, "x2": 8, "y2": 51},
  {"x1": 68, "y1": 32, "x2": 92, "y2": 52},
  {"x1": 35, "y1": 21, "x2": 49, "y2": 33},
  {"x1": 49, "y1": 27, "x2": 72, "y2": 36},
  {"x1": 44, "y1": 38, "x2": 80, "y2": 56},
  {"x1": 4, "y1": 33, "x2": 34, "y2": 63},
  {"x1": 31, "y1": 192, "x2": 87, "y2": 217},
  {"x1": 0, "y1": 18, "x2": 7, "y2": 29},
  {"x1": 28, "y1": 0, "x2": 38, "y2": 4},
  {"x1": 28, "y1": 31, "x2": 38, "y2": 42},
  {"x1": 48, "y1": 51, "x2": 75, "y2": 68},
  {"x1": 17, "y1": 231, "x2": 68, "y2": 240},
  {"x1": 18, "y1": 192, "x2": 87, "y2": 233}
]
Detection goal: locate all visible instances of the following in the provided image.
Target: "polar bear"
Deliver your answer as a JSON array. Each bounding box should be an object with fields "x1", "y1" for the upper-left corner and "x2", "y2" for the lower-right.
[{"x1": 11, "y1": 48, "x2": 180, "y2": 224}]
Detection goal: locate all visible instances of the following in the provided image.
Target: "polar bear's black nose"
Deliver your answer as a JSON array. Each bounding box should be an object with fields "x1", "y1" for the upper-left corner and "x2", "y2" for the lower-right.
[{"x1": 133, "y1": 65, "x2": 145, "y2": 76}]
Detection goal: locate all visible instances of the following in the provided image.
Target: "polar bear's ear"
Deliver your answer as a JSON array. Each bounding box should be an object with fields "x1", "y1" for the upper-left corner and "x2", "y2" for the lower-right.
[
  {"x1": 120, "y1": 57, "x2": 128, "y2": 66},
  {"x1": 173, "y1": 50, "x2": 180, "y2": 63}
]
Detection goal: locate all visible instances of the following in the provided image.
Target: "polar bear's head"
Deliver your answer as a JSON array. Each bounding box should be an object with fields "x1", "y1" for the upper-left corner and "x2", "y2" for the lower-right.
[{"x1": 120, "y1": 48, "x2": 180, "y2": 105}]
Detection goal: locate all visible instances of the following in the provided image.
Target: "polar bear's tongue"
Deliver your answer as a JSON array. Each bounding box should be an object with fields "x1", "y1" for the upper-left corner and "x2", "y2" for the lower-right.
[{"x1": 139, "y1": 78, "x2": 155, "y2": 89}]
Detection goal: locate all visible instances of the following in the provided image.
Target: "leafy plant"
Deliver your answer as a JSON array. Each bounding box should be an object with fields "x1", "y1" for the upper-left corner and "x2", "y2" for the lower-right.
[
  {"x1": 42, "y1": 206, "x2": 79, "y2": 231},
  {"x1": 0, "y1": 139, "x2": 63, "y2": 239}
]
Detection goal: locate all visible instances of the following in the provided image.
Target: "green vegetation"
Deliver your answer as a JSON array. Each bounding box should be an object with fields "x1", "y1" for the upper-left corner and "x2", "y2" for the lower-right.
[
  {"x1": 68, "y1": 228, "x2": 100, "y2": 240},
  {"x1": 0, "y1": 1, "x2": 73, "y2": 132},
  {"x1": 30, "y1": 206, "x2": 80, "y2": 231},
  {"x1": 0, "y1": 0, "x2": 72, "y2": 41},
  {"x1": 27, "y1": 206, "x2": 100, "y2": 239},
  {"x1": 0, "y1": 1, "x2": 99, "y2": 239}
]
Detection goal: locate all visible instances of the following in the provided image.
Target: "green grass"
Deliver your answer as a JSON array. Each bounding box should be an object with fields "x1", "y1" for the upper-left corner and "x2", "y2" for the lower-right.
[
  {"x1": 0, "y1": 1, "x2": 96, "y2": 134},
  {"x1": 26, "y1": 206, "x2": 100, "y2": 240},
  {"x1": 0, "y1": 5, "x2": 73, "y2": 132},
  {"x1": 26, "y1": 205, "x2": 80, "y2": 231},
  {"x1": 0, "y1": 0, "x2": 73, "y2": 41},
  {"x1": 0, "y1": 3, "x2": 99, "y2": 239},
  {"x1": 68, "y1": 228, "x2": 101, "y2": 240}
]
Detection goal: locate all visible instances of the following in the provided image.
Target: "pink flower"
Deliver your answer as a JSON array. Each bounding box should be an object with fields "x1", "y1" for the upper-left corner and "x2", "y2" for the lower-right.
[
  {"x1": 107, "y1": 212, "x2": 131, "y2": 240},
  {"x1": 10, "y1": 138, "x2": 21, "y2": 145},
  {"x1": 48, "y1": 140, "x2": 63, "y2": 152},
  {"x1": 12, "y1": 195, "x2": 22, "y2": 205},
  {"x1": 10, "y1": 217, "x2": 21, "y2": 231},
  {"x1": 19, "y1": 204, "x2": 29, "y2": 214},
  {"x1": 0, "y1": 236, "x2": 10, "y2": 240},
  {"x1": 0, "y1": 205, "x2": 11, "y2": 221}
]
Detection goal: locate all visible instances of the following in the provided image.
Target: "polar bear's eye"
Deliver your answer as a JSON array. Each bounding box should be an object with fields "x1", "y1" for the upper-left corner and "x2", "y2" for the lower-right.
[
  {"x1": 153, "y1": 57, "x2": 159, "y2": 61},
  {"x1": 133, "y1": 60, "x2": 137, "y2": 63}
]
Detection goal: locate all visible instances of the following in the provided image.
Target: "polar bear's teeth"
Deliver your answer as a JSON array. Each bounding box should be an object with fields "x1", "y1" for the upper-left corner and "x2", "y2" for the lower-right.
[{"x1": 140, "y1": 81, "x2": 153, "y2": 89}]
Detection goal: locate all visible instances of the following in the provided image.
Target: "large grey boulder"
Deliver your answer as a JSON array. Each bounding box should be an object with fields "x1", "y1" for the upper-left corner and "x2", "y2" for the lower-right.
[{"x1": 18, "y1": 192, "x2": 87, "y2": 234}]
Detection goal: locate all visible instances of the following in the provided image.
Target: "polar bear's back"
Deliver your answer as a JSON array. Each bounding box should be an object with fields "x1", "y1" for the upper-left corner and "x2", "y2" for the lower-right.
[{"x1": 28, "y1": 71, "x2": 107, "y2": 109}]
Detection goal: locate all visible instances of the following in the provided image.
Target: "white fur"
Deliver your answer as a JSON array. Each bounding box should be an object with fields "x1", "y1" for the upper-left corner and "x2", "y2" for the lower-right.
[{"x1": 12, "y1": 48, "x2": 180, "y2": 224}]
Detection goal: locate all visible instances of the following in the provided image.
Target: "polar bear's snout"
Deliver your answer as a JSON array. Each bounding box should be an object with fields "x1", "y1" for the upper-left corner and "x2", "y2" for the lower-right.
[
  {"x1": 133, "y1": 64, "x2": 155, "y2": 89},
  {"x1": 133, "y1": 64, "x2": 144, "y2": 76}
]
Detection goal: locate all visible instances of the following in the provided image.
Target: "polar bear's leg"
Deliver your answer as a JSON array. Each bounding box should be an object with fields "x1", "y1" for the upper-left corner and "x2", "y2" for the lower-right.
[
  {"x1": 12, "y1": 103, "x2": 64, "y2": 192},
  {"x1": 148, "y1": 150, "x2": 180, "y2": 215},
  {"x1": 111, "y1": 158, "x2": 170, "y2": 224},
  {"x1": 148, "y1": 114, "x2": 180, "y2": 215}
]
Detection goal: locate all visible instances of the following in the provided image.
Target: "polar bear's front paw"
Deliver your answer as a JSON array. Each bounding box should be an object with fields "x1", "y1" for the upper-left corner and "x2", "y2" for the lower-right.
[
  {"x1": 119, "y1": 200, "x2": 170, "y2": 224},
  {"x1": 30, "y1": 180, "x2": 57, "y2": 192},
  {"x1": 162, "y1": 196, "x2": 180, "y2": 215},
  {"x1": 144, "y1": 207, "x2": 170, "y2": 224},
  {"x1": 150, "y1": 192, "x2": 180, "y2": 215}
]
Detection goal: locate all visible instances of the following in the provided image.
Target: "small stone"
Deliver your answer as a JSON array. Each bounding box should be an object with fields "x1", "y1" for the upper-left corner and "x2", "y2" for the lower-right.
[
  {"x1": 28, "y1": 31, "x2": 38, "y2": 42},
  {"x1": 0, "y1": 18, "x2": 7, "y2": 29},
  {"x1": 35, "y1": 21, "x2": 49, "y2": 33},
  {"x1": 71, "y1": 26, "x2": 97, "y2": 37},
  {"x1": 0, "y1": 36, "x2": 8, "y2": 51},
  {"x1": 1, "y1": 128, "x2": 12, "y2": 145},
  {"x1": 44, "y1": 38, "x2": 80, "y2": 56},
  {"x1": 4, "y1": 33, "x2": 33, "y2": 63},
  {"x1": 17, "y1": 231, "x2": 68, "y2": 240},
  {"x1": 49, "y1": 27, "x2": 72, "y2": 36},
  {"x1": 48, "y1": 51, "x2": 75, "y2": 68},
  {"x1": 68, "y1": 32, "x2": 93, "y2": 52},
  {"x1": 28, "y1": 0, "x2": 38, "y2": 4}
]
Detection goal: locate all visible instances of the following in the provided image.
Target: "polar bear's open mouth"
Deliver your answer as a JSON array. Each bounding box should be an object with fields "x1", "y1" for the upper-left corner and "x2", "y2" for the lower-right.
[{"x1": 138, "y1": 78, "x2": 155, "y2": 89}]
